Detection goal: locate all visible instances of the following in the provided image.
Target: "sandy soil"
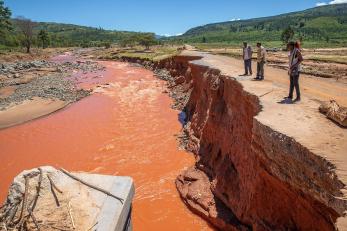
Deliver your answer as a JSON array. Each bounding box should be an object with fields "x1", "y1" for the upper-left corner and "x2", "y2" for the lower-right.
[
  {"x1": 0, "y1": 97, "x2": 69, "y2": 129},
  {"x1": 0, "y1": 86, "x2": 16, "y2": 99}
]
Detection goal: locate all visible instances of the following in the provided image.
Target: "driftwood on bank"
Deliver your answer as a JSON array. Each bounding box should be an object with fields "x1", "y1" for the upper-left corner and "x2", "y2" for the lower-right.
[
  {"x1": 47, "y1": 175, "x2": 63, "y2": 194},
  {"x1": 16, "y1": 175, "x2": 29, "y2": 227},
  {"x1": 58, "y1": 168, "x2": 124, "y2": 204},
  {"x1": 319, "y1": 100, "x2": 347, "y2": 127}
]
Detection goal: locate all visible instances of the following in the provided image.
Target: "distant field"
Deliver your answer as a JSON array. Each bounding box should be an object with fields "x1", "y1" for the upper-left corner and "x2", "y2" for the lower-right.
[{"x1": 88, "y1": 45, "x2": 181, "y2": 62}]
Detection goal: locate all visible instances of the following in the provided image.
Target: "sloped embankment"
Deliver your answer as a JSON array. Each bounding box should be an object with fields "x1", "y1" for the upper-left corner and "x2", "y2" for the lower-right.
[{"x1": 121, "y1": 55, "x2": 347, "y2": 230}]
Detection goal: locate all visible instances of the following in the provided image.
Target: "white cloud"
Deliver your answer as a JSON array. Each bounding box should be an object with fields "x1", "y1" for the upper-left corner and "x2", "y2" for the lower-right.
[
  {"x1": 316, "y1": 0, "x2": 347, "y2": 6},
  {"x1": 316, "y1": 2, "x2": 327, "y2": 6},
  {"x1": 229, "y1": 18, "x2": 241, "y2": 22},
  {"x1": 329, "y1": 0, "x2": 347, "y2": 3},
  {"x1": 159, "y1": 33, "x2": 183, "y2": 37}
]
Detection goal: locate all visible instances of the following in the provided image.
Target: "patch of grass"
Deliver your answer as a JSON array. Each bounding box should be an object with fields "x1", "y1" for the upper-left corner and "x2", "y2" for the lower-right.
[
  {"x1": 308, "y1": 55, "x2": 347, "y2": 64},
  {"x1": 101, "y1": 46, "x2": 180, "y2": 62}
]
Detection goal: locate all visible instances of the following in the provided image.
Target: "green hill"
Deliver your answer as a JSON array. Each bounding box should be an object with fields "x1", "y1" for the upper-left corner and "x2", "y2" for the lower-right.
[
  {"x1": 169, "y1": 3, "x2": 347, "y2": 47},
  {"x1": 1, "y1": 20, "x2": 153, "y2": 48},
  {"x1": 34, "y1": 22, "x2": 145, "y2": 47}
]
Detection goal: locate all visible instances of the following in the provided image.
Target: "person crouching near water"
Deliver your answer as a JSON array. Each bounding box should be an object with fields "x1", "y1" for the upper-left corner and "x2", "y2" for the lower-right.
[
  {"x1": 255, "y1": 42, "x2": 266, "y2": 80},
  {"x1": 242, "y1": 42, "x2": 253, "y2": 76},
  {"x1": 286, "y1": 41, "x2": 303, "y2": 102}
]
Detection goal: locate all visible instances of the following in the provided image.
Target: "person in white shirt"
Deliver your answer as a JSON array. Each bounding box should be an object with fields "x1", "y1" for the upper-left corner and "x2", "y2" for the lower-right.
[
  {"x1": 285, "y1": 41, "x2": 303, "y2": 102},
  {"x1": 242, "y1": 42, "x2": 253, "y2": 76}
]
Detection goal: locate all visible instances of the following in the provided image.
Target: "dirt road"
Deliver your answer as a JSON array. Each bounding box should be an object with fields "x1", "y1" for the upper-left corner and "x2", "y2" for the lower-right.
[{"x1": 195, "y1": 52, "x2": 347, "y2": 106}]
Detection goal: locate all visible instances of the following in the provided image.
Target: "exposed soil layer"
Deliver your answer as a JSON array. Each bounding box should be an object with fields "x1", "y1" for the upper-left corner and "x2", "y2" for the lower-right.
[{"x1": 124, "y1": 52, "x2": 347, "y2": 230}]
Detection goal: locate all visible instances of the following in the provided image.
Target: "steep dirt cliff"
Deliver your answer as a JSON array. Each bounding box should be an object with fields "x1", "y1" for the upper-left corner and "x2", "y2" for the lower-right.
[{"x1": 120, "y1": 53, "x2": 347, "y2": 230}]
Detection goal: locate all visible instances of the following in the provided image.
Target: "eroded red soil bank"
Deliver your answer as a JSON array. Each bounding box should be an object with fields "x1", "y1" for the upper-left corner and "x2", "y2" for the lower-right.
[
  {"x1": 0, "y1": 61, "x2": 212, "y2": 230},
  {"x1": 148, "y1": 55, "x2": 347, "y2": 230}
]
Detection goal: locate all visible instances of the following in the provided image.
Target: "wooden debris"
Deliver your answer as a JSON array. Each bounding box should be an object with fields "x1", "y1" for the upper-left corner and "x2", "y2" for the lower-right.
[
  {"x1": 7, "y1": 203, "x2": 19, "y2": 225},
  {"x1": 48, "y1": 176, "x2": 61, "y2": 207},
  {"x1": 67, "y1": 201, "x2": 75, "y2": 230},
  {"x1": 47, "y1": 175, "x2": 63, "y2": 194},
  {"x1": 319, "y1": 100, "x2": 347, "y2": 127},
  {"x1": 59, "y1": 168, "x2": 124, "y2": 204},
  {"x1": 28, "y1": 211, "x2": 40, "y2": 231},
  {"x1": 87, "y1": 221, "x2": 98, "y2": 231},
  {"x1": 16, "y1": 175, "x2": 29, "y2": 226},
  {"x1": 31, "y1": 168, "x2": 43, "y2": 212}
]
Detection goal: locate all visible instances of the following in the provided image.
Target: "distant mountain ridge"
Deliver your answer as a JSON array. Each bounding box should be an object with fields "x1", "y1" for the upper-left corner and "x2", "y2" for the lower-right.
[{"x1": 171, "y1": 3, "x2": 347, "y2": 46}]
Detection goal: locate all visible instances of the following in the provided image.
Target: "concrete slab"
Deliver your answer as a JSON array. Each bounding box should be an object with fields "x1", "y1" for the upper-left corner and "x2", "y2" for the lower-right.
[{"x1": 0, "y1": 166, "x2": 134, "y2": 231}]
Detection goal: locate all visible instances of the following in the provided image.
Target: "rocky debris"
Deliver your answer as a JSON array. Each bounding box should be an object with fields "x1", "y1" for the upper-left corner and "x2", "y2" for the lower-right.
[
  {"x1": 56, "y1": 60, "x2": 105, "y2": 74},
  {"x1": 174, "y1": 76, "x2": 186, "y2": 85},
  {"x1": 154, "y1": 69, "x2": 190, "y2": 110},
  {"x1": 153, "y1": 69, "x2": 171, "y2": 81},
  {"x1": 0, "y1": 60, "x2": 105, "y2": 83},
  {"x1": 0, "y1": 59, "x2": 105, "y2": 110},
  {"x1": 0, "y1": 60, "x2": 52, "y2": 76},
  {"x1": 176, "y1": 166, "x2": 250, "y2": 231},
  {"x1": 0, "y1": 73, "x2": 90, "y2": 110},
  {"x1": 319, "y1": 100, "x2": 347, "y2": 127}
]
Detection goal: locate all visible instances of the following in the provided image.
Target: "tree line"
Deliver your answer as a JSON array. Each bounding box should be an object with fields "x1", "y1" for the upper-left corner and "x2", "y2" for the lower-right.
[{"x1": 0, "y1": 1, "x2": 158, "y2": 53}]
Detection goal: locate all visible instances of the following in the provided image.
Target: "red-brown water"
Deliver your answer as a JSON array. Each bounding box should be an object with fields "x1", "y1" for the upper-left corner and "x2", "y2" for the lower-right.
[{"x1": 0, "y1": 59, "x2": 212, "y2": 230}]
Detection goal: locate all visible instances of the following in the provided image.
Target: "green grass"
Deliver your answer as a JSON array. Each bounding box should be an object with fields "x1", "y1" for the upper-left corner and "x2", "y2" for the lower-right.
[
  {"x1": 308, "y1": 55, "x2": 347, "y2": 64},
  {"x1": 99, "y1": 46, "x2": 180, "y2": 62}
]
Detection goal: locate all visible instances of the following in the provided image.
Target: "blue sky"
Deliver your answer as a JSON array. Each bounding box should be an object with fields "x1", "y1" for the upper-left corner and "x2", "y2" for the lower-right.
[{"x1": 4, "y1": 0, "x2": 347, "y2": 35}]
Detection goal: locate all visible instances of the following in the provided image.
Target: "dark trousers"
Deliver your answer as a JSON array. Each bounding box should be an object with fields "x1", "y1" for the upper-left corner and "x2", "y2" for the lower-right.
[
  {"x1": 257, "y1": 61, "x2": 265, "y2": 79},
  {"x1": 244, "y1": 59, "x2": 252, "y2": 74},
  {"x1": 289, "y1": 73, "x2": 301, "y2": 99}
]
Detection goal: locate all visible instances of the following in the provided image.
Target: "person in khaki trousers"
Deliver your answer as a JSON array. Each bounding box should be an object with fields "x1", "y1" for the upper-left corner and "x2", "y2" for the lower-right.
[{"x1": 255, "y1": 42, "x2": 266, "y2": 80}]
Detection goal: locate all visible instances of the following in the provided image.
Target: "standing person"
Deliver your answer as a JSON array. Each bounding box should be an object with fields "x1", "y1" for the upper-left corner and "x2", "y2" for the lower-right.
[
  {"x1": 286, "y1": 41, "x2": 303, "y2": 102},
  {"x1": 242, "y1": 42, "x2": 253, "y2": 76},
  {"x1": 255, "y1": 42, "x2": 266, "y2": 80}
]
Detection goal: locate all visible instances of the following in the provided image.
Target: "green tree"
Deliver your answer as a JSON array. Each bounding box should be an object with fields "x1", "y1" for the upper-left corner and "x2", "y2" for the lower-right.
[
  {"x1": 0, "y1": 0, "x2": 11, "y2": 33},
  {"x1": 37, "y1": 29, "x2": 50, "y2": 49},
  {"x1": 120, "y1": 36, "x2": 136, "y2": 47},
  {"x1": 16, "y1": 16, "x2": 37, "y2": 53},
  {"x1": 137, "y1": 33, "x2": 157, "y2": 50},
  {"x1": 202, "y1": 36, "x2": 207, "y2": 43},
  {"x1": 281, "y1": 26, "x2": 295, "y2": 45}
]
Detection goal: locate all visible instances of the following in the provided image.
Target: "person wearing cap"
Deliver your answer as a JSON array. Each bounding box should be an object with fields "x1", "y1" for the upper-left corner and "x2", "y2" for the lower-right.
[
  {"x1": 242, "y1": 42, "x2": 253, "y2": 76},
  {"x1": 255, "y1": 42, "x2": 266, "y2": 80},
  {"x1": 286, "y1": 41, "x2": 303, "y2": 102}
]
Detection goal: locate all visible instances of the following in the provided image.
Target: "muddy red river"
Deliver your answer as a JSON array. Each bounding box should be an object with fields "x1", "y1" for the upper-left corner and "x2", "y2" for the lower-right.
[{"x1": 0, "y1": 60, "x2": 213, "y2": 230}]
